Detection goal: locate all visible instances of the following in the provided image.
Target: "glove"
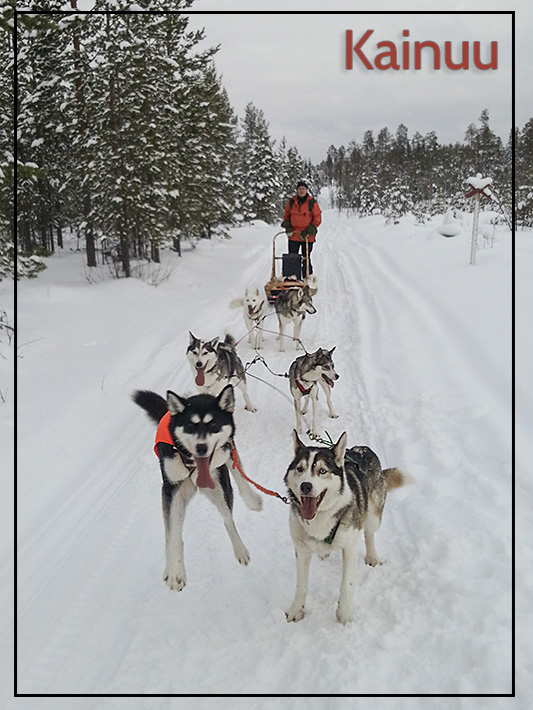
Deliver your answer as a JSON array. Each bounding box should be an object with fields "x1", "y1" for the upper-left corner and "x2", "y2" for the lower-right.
[
  {"x1": 300, "y1": 224, "x2": 317, "y2": 239},
  {"x1": 281, "y1": 219, "x2": 294, "y2": 237}
]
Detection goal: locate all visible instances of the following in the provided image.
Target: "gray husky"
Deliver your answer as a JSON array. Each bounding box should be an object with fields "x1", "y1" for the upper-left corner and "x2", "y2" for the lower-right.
[
  {"x1": 133, "y1": 385, "x2": 262, "y2": 591},
  {"x1": 289, "y1": 348, "x2": 339, "y2": 436},
  {"x1": 187, "y1": 332, "x2": 257, "y2": 412},
  {"x1": 274, "y1": 285, "x2": 316, "y2": 351},
  {"x1": 284, "y1": 431, "x2": 411, "y2": 624}
]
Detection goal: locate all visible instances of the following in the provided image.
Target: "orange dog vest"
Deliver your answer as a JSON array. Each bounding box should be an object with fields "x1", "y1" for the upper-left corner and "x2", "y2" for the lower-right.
[{"x1": 154, "y1": 411, "x2": 174, "y2": 457}]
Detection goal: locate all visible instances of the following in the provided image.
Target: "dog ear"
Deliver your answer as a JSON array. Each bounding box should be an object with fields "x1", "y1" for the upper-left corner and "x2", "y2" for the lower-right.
[
  {"x1": 210, "y1": 336, "x2": 220, "y2": 349},
  {"x1": 167, "y1": 390, "x2": 187, "y2": 415},
  {"x1": 189, "y1": 332, "x2": 196, "y2": 344},
  {"x1": 329, "y1": 346, "x2": 336, "y2": 355},
  {"x1": 217, "y1": 385, "x2": 235, "y2": 414},
  {"x1": 333, "y1": 432, "x2": 348, "y2": 467},
  {"x1": 292, "y1": 429, "x2": 306, "y2": 453}
]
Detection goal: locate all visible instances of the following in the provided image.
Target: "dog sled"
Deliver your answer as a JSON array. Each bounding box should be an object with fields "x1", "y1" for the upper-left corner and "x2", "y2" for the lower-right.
[{"x1": 264, "y1": 230, "x2": 311, "y2": 303}]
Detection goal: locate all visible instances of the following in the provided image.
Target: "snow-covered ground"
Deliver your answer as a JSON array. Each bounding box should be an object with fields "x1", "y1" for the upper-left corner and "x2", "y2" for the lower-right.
[{"x1": 4, "y1": 205, "x2": 528, "y2": 707}]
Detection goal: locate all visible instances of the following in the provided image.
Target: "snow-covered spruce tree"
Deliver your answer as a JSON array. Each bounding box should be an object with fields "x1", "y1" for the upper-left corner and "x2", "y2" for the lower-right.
[
  {"x1": 173, "y1": 64, "x2": 240, "y2": 243},
  {"x1": 15, "y1": 5, "x2": 101, "y2": 270},
  {"x1": 0, "y1": 5, "x2": 14, "y2": 279},
  {"x1": 516, "y1": 118, "x2": 533, "y2": 228},
  {"x1": 278, "y1": 138, "x2": 305, "y2": 204},
  {"x1": 382, "y1": 178, "x2": 414, "y2": 223},
  {"x1": 238, "y1": 103, "x2": 281, "y2": 223},
  {"x1": 303, "y1": 159, "x2": 324, "y2": 199},
  {"x1": 15, "y1": 7, "x2": 76, "y2": 277}
]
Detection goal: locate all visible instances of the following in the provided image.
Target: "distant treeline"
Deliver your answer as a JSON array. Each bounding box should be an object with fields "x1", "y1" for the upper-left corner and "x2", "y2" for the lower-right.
[{"x1": 320, "y1": 110, "x2": 527, "y2": 227}]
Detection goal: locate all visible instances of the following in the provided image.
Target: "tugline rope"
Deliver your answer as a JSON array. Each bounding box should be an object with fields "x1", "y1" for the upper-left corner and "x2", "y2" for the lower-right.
[
  {"x1": 233, "y1": 309, "x2": 310, "y2": 354},
  {"x1": 230, "y1": 442, "x2": 289, "y2": 505}
]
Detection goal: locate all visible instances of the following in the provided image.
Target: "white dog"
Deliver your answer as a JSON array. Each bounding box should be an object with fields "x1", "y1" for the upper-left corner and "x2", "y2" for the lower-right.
[{"x1": 230, "y1": 287, "x2": 268, "y2": 349}]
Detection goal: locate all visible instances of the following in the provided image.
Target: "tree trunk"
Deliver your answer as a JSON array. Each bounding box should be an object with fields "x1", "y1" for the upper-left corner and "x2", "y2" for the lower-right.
[{"x1": 71, "y1": 5, "x2": 96, "y2": 267}]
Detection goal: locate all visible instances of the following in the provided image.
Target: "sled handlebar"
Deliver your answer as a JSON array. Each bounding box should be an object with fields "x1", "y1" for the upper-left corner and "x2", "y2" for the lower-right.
[{"x1": 271, "y1": 230, "x2": 309, "y2": 282}]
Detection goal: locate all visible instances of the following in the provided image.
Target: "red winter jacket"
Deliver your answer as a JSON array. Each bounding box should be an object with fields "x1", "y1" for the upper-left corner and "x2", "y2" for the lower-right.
[{"x1": 283, "y1": 194, "x2": 322, "y2": 243}]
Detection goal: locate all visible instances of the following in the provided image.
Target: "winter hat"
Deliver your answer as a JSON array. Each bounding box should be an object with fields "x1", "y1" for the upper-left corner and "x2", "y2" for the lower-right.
[{"x1": 296, "y1": 181, "x2": 308, "y2": 189}]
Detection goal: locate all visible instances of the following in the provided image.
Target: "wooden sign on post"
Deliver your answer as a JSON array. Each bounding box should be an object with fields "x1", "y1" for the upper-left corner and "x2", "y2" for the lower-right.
[{"x1": 466, "y1": 174, "x2": 492, "y2": 265}]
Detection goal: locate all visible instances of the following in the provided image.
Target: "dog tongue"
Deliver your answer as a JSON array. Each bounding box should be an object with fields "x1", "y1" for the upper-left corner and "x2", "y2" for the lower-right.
[
  {"x1": 195, "y1": 367, "x2": 205, "y2": 387},
  {"x1": 301, "y1": 496, "x2": 319, "y2": 520},
  {"x1": 195, "y1": 456, "x2": 215, "y2": 489}
]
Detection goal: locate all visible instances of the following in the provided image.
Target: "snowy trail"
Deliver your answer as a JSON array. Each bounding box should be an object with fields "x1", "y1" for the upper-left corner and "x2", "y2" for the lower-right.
[{"x1": 11, "y1": 211, "x2": 514, "y2": 701}]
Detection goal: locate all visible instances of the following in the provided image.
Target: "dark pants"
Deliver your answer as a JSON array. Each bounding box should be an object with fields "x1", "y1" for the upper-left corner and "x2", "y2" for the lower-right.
[{"x1": 288, "y1": 239, "x2": 314, "y2": 275}]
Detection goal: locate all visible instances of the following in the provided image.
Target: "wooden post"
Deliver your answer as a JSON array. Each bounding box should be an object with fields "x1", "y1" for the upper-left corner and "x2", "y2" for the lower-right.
[
  {"x1": 465, "y1": 174, "x2": 492, "y2": 266},
  {"x1": 470, "y1": 191, "x2": 480, "y2": 266}
]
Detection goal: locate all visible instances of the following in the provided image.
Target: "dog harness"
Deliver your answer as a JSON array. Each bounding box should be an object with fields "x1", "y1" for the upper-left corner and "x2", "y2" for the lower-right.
[
  {"x1": 295, "y1": 366, "x2": 314, "y2": 395},
  {"x1": 154, "y1": 411, "x2": 174, "y2": 457},
  {"x1": 324, "y1": 518, "x2": 342, "y2": 545}
]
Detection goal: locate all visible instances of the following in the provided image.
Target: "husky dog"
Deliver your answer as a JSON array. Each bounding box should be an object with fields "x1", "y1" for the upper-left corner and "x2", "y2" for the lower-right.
[
  {"x1": 275, "y1": 285, "x2": 317, "y2": 351},
  {"x1": 229, "y1": 287, "x2": 268, "y2": 349},
  {"x1": 289, "y1": 347, "x2": 339, "y2": 436},
  {"x1": 132, "y1": 385, "x2": 262, "y2": 591},
  {"x1": 187, "y1": 332, "x2": 257, "y2": 412},
  {"x1": 284, "y1": 432, "x2": 411, "y2": 624}
]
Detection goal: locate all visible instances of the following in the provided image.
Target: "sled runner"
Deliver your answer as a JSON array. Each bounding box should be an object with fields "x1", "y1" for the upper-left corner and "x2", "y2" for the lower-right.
[{"x1": 264, "y1": 230, "x2": 311, "y2": 303}]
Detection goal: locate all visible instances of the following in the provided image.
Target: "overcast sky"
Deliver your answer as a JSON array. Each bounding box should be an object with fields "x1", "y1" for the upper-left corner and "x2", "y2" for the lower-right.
[
  {"x1": 71, "y1": 0, "x2": 531, "y2": 164},
  {"x1": 186, "y1": 5, "x2": 524, "y2": 163}
]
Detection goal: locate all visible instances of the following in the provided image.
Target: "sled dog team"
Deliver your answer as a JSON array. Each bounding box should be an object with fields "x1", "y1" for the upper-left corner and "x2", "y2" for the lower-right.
[{"x1": 133, "y1": 279, "x2": 412, "y2": 625}]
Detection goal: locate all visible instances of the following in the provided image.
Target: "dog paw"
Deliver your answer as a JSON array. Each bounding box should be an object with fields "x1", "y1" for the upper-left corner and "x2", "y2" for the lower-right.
[
  {"x1": 234, "y1": 543, "x2": 250, "y2": 566},
  {"x1": 164, "y1": 568, "x2": 187, "y2": 591},
  {"x1": 330, "y1": 413, "x2": 339, "y2": 419},
  {"x1": 245, "y1": 404, "x2": 257, "y2": 413},
  {"x1": 285, "y1": 606, "x2": 305, "y2": 623},
  {"x1": 365, "y1": 554, "x2": 382, "y2": 567},
  {"x1": 336, "y1": 603, "x2": 354, "y2": 624}
]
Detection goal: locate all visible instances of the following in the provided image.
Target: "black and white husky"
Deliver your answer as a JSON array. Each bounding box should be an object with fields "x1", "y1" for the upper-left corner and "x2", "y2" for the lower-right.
[
  {"x1": 187, "y1": 332, "x2": 257, "y2": 412},
  {"x1": 229, "y1": 287, "x2": 268, "y2": 349},
  {"x1": 133, "y1": 385, "x2": 262, "y2": 591},
  {"x1": 274, "y1": 285, "x2": 316, "y2": 351},
  {"x1": 289, "y1": 348, "x2": 339, "y2": 436},
  {"x1": 284, "y1": 432, "x2": 411, "y2": 624}
]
